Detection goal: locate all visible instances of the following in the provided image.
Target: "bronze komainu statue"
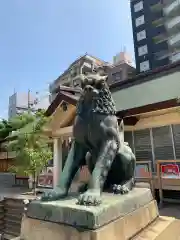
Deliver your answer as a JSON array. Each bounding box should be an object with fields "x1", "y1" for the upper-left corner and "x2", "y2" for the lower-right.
[{"x1": 41, "y1": 73, "x2": 136, "y2": 206}]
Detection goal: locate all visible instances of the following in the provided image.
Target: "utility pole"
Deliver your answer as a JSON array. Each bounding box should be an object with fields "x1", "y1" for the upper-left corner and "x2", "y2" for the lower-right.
[{"x1": 28, "y1": 89, "x2": 30, "y2": 113}]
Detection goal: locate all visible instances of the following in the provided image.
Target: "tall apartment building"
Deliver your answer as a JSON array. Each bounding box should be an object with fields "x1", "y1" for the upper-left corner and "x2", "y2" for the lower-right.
[
  {"x1": 130, "y1": 0, "x2": 180, "y2": 73},
  {"x1": 107, "y1": 51, "x2": 136, "y2": 85},
  {"x1": 49, "y1": 52, "x2": 136, "y2": 101},
  {"x1": 8, "y1": 92, "x2": 49, "y2": 119},
  {"x1": 49, "y1": 54, "x2": 109, "y2": 102}
]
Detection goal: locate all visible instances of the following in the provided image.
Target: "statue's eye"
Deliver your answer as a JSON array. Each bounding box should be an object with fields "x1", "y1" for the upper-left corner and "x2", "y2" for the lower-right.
[{"x1": 96, "y1": 81, "x2": 103, "y2": 89}]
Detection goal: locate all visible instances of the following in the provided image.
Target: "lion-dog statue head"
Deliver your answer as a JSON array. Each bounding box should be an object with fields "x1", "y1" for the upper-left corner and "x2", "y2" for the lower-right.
[{"x1": 76, "y1": 73, "x2": 117, "y2": 116}]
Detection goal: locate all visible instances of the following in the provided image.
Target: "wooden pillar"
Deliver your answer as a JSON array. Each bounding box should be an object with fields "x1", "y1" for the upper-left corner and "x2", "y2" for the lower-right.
[{"x1": 53, "y1": 138, "x2": 62, "y2": 188}]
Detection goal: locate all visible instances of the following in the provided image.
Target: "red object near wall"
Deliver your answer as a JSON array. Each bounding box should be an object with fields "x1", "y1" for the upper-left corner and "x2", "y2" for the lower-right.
[
  {"x1": 38, "y1": 167, "x2": 53, "y2": 188},
  {"x1": 161, "y1": 164, "x2": 180, "y2": 178},
  {"x1": 38, "y1": 174, "x2": 53, "y2": 188}
]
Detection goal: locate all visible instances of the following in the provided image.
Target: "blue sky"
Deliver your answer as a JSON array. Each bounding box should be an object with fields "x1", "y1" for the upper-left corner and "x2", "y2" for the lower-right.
[{"x1": 0, "y1": 0, "x2": 134, "y2": 119}]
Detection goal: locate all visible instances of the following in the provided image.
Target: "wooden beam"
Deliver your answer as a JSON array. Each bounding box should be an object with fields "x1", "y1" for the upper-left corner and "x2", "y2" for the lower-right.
[
  {"x1": 124, "y1": 109, "x2": 180, "y2": 131},
  {"x1": 118, "y1": 116, "x2": 139, "y2": 126},
  {"x1": 52, "y1": 126, "x2": 73, "y2": 138},
  {"x1": 117, "y1": 98, "x2": 179, "y2": 117}
]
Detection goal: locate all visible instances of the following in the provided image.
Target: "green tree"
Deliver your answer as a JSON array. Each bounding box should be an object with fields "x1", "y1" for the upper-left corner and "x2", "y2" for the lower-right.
[
  {"x1": 0, "y1": 113, "x2": 35, "y2": 141},
  {"x1": 8, "y1": 111, "x2": 52, "y2": 194}
]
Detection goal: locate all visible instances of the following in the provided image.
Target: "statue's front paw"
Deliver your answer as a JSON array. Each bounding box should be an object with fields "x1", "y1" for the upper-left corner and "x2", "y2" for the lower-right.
[
  {"x1": 113, "y1": 184, "x2": 129, "y2": 195},
  {"x1": 77, "y1": 190, "x2": 101, "y2": 206},
  {"x1": 120, "y1": 185, "x2": 130, "y2": 194},
  {"x1": 41, "y1": 187, "x2": 68, "y2": 201},
  {"x1": 78, "y1": 183, "x2": 88, "y2": 193}
]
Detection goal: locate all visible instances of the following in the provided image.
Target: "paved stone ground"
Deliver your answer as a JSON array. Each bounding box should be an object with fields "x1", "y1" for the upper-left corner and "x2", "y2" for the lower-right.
[
  {"x1": 160, "y1": 203, "x2": 180, "y2": 219},
  {"x1": 1, "y1": 185, "x2": 180, "y2": 220},
  {"x1": 0, "y1": 186, "x2": 29, "y2": 200},
  {"x1": 0, "y1": 182, "x2": 80, "y2": 201}
]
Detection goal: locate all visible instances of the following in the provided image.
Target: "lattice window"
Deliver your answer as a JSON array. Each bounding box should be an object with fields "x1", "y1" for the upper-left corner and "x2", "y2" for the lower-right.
[
  {"x1": 152, "y1": 126, "x2": 174, "y2": 160},
  {"x1": 134, "y1": 129, "x2": 152, "y2": 161}
]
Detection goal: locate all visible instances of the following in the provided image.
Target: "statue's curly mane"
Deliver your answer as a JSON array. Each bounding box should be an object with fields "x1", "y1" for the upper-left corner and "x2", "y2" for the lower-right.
[{"x1": 76, "y1": 83, "x2": 117, "y2": 116}]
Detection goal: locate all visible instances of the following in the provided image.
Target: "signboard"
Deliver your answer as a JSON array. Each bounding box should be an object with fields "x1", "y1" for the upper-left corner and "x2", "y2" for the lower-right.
[
  {"x1": 37, "y1": 167, "x2": 53, "y2": 188},
  {"x1": 135, "y1": 163, "x2": 151, "y2": 178},
  {"x1": 161, "y1": 164, "x2": 180, "y2": 179}
]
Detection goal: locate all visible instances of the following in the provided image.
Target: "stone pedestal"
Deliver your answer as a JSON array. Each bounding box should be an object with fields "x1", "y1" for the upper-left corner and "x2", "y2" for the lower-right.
[{"x1": 21, "y1": 188, "x2": 159, "y2": 240}]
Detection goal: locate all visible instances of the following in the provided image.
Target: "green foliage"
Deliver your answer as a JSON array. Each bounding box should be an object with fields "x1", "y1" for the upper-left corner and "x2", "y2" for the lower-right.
[
  {"x1": 7, "y1": 112, "x2": 52, "y2": 190},
  {"x1": 0, "y1": 113, "x2": 36, "y2": 141},
  {"x1": 0, "y1": 120, "x2": 13, "y2": 140}
]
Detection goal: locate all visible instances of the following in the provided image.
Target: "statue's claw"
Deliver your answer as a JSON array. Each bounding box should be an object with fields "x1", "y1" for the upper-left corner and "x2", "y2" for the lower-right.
[
  {"x1": 41, "y1": 188, "x2": 68, "y2": 201},
  {"x1": 78, "y1": 183, "x2": 88, "y2": 193},
  {"x1": 113, "y1": 184, "x2": 129, "y2": 195},
  {"x1": 112, "y1": 178, "x2": 135, "y2": 195},
  {"x1": 77, "y1": 190, "x2": 102, "y2": 206}
]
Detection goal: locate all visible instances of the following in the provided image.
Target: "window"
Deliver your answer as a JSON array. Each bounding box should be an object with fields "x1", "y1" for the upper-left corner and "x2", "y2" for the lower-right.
[
  {"x1": 137, "y1": 30, "x2": 146, "y2": 41},
  {"x1": 138, "y1": 45, "x2": 148, "y2": 56},
  {"x1": 62, "y1": 82, "x2": 70, "y2": 87},
  {"x1": 112, "y1": 71, "x2": 122, "y2": 82},
  {"x1": 83, "y1": 62, "x2": 92, "y2": 68},
  {"x1": 140, "y1": 60, "x2": 150, "y2": 72},
  {"x1": 82, "y1": 66, "x2": 92, "y2": 75},
  {"x1": 70, "y1": 67, "x2": 78, "y2": 78},
  {"x1": 73, "y1": 79, "x2": 81, "y2": 88},
  {"x1": 135, "y1": 15, "x2": 145, "y2": 27},
  {"x1": 134, "y1": 1, "x2": 143, "y2": 12}
]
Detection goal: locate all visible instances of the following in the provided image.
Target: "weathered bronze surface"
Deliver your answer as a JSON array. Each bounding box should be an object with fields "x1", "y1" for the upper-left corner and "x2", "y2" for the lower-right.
[
  {"x1": 29, "y1": 188, "x2": 153, "y2": 230},
  {"x1": 41, "y1": 73, "x2": 136, "y2": 206}
]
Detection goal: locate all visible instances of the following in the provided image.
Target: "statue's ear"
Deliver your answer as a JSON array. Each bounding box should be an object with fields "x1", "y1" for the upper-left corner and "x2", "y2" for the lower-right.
[
  {"x1": 119, "y1": 119, "x2": 124, "y2": 132},
  {"x1": 119, "y1": 119, "x2": 124, "y2": 143},
  {"x1": 95, "y1": 75, "x2": 107, "y2": 89},
  {"x1": 99, "y1": 76, "x2": 107, "y2": 84}
]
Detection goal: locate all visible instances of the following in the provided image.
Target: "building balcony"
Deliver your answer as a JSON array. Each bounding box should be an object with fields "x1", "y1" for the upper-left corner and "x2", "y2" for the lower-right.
[
  {"x1": 163, "y1": 0, "x2": 180, "y2": 17},
  {"x1": 166, "y1": 16, "x2": 180, "y2": 30},
  {"x1": 153, "y1": 33, "x2": 167, "y2": 44},
  {"x1": 168, "y1": 32, "x2": 180, "y2": 47},
  {"x1": 169, "y1": 52, "x2": 180, "y2": 62},
  {"x1": 49, "y1": 77, "x2": 71, "y2": 94},
  {"x1": 165, "y1": 16, "x2": 180, "y2": 36}
]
